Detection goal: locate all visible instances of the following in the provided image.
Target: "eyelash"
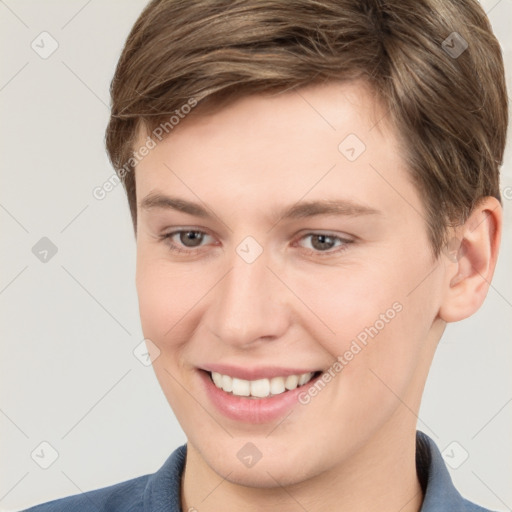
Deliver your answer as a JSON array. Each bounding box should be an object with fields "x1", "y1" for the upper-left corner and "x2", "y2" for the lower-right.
[{"x1": 159, "y1": 229, "x2": 354, "y2": 257}]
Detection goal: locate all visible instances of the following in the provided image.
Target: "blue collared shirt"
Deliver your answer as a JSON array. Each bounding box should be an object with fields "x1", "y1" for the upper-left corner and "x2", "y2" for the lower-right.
[{"x1": 22, "y1": 431, "x2": 494, "y2": 511}]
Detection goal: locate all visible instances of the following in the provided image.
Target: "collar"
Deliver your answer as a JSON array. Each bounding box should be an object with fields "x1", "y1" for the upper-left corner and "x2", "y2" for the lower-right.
[{"x1": 416, "y1": 431, "x2": 490, "y2": 511}]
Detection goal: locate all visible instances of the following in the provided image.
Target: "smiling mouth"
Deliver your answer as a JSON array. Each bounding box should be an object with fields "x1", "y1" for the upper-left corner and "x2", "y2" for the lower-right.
[{"x1": 207, "y1": 370, "x2": 323, "y2": 399}]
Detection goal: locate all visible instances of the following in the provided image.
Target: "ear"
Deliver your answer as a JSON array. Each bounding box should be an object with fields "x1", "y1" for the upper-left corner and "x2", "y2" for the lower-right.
[{"x1": 438, "y1": 197, "x2": 502, "y2": 323}]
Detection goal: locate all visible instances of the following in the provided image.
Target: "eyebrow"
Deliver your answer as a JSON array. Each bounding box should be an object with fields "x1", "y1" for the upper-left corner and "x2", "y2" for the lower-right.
[{"x1": 139, "y1": 192, "x2": 380, "y2": 221}]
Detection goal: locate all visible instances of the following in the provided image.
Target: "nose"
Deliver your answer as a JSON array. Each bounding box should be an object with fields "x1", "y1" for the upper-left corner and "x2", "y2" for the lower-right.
[{"x1": 206, "y1": 247, "x2": 291, "y2": 349}]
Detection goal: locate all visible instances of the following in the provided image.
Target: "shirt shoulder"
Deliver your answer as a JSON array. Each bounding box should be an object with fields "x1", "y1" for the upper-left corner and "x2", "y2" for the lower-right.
[
  {"x1": 21, "y1": 444, "x2": 188, "y2": 512},
  {"x1": 20, "y1": 473, "x2": 150, "y2": 512},
  {"x1": 417, "y1": 431, "x2": 497, "y2": 512}
]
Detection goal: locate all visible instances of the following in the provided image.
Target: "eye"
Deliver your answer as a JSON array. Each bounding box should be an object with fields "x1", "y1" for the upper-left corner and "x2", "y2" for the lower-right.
[
  {"x1": 160, "y1": 229, "x2": 214, "y2": 253},
  {"x1": 297, "y1": 232, "x2": 353, "y2": 255}
]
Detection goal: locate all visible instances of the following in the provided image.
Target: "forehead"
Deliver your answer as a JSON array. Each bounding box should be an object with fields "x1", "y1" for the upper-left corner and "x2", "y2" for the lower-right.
[
  {"x1": 137, "y1": 80, "x2": 391, "y2": 149},
  {"x1": 133, "y1": 80, "x2": 420, "y2": 225}
]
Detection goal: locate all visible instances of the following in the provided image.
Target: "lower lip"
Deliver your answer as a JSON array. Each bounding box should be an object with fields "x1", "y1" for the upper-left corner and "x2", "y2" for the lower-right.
[{"x1": 198, "y1": 370, "x2": 321, "y2": 423}]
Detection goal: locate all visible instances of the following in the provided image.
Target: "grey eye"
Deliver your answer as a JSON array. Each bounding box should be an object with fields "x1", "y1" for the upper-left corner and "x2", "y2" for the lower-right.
[
  {"x1": 308, "y1": 234, "x2": 338, "y2": 251},
  {"x1": 178, "y1": 231, "x2": 205, "y2": 247}
]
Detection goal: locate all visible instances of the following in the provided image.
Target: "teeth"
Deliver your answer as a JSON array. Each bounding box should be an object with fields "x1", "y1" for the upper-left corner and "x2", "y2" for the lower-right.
[
  {"x1": 210, "y1": 371, "x2": 316, "y2": 398},
  {"x1": 232, "y1": 378, "x2": 250, "y2": 396},
  {"x1": 285, "y1": 374, "x2": 299, "y2": 390},
  {"x1": 211, "y1": 372, "x2": 223, "y2": 388},
  {"x1": 221, "y1": 374, "x2": 233, "y2": 392},
  {"x1": 269, "y1": 376, "x2": 286, "y2": 395},
  {"x1": 250, "y1": 378, "x2": 270, "y2": 398},
  {"x1": 298, "y1": 373, "x2": 311, "y2": 385}
]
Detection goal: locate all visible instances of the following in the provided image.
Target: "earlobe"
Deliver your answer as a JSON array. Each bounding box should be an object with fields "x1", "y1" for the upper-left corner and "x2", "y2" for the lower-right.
[{"x1": 438, "y1": 197, "x2": 502, "y2": 323}]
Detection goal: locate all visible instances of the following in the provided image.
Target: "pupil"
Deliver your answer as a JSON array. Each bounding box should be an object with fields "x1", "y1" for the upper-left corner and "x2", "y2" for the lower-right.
[
  {"x1": 180, "y1": 231, "x2": 203, "y2": 247},
  {"x1": 312, "y1": 234, "x2": 334, "y2": 251}
]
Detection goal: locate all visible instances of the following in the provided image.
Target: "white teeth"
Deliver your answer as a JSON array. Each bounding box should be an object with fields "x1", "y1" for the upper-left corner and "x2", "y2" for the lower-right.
[
  {"x1": 250, "y1": 378, "x2": 270, "y2": 398},
  {"x1": 298, "y1": 373, "x2": 311, "y2": 386},
  {"x1": 269, "y1": 376, "x2": 286, "y2": 395},
  {"x1": 285, "y1": 374, "x2": 299, "y2": 390},
  {"x1": 211, "y1": 372, "x2": 223, "y2": 388},
  {"x1": 221, "y1": 374, "x2": 233, "y2": 392},
  {"x1": 232, "y1": 378, "x2": 250, "y2": 396},
  {"x1": 210, "y1": 371, "x2": 315, "y2": 398}
]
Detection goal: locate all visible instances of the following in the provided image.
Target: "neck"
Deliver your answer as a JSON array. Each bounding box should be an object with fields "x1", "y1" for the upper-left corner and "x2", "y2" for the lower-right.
[{"x1": 181, "y1": 420, "x2": 423, "y2": 512}]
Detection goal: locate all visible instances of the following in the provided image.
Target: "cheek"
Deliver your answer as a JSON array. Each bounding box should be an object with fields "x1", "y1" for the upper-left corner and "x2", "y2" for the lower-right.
[
  {"x1": 290, "y1": 253, "x2": 438, "y2": 395},
  {"x1": 136, "y1": 249, "x2": 206, "y2": 341},
  {"x1": 135, "y1": 254, "x2": 206, "y2": 419},
  {"x1": 136, "y1": 244, "x2": 208, "y2": 324},
  {"x1": 287, "y1": 258, "x2": 404, "y2": 342}
]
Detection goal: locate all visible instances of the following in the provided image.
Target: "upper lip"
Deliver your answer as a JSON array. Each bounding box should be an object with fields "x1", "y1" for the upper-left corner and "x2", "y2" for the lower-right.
[{"x1": 200, "y1": 364, "x2": 322, "y2": 380}]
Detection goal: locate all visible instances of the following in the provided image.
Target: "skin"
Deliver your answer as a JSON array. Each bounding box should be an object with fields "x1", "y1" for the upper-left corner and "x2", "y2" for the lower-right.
[{"x1": 133, "y1": 80, "x2": 501, "y2": 512}]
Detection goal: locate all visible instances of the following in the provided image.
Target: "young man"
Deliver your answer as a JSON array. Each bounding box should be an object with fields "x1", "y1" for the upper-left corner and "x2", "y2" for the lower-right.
[{"x1": 24, "y1": 0, "x2": 508, "y2": 510}]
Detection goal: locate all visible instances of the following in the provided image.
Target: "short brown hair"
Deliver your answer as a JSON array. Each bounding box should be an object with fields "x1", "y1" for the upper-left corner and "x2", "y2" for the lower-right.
[{"x1": 105, "y1": 0, "x2": 508, "y2": 255}]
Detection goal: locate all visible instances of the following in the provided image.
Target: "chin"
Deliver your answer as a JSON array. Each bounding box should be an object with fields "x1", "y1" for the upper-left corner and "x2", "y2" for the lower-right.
[{"x1": 193, "y1": 435, "x2": 325, "y2": 489}]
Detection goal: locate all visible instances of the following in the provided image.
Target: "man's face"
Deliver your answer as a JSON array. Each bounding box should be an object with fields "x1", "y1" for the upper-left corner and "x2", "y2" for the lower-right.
[{"x1": 134, "y1": 81, "x2": 447, "y2": 486}]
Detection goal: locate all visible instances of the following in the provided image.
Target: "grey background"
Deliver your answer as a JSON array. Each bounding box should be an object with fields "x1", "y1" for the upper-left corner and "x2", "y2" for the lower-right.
[{"x1": 0, "y1": 1, "x2": 510, "y2": 510}]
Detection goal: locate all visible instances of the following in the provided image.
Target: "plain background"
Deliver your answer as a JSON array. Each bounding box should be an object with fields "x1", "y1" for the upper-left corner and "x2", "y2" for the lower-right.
[{"x1": 0, "y1": 1, "x2": 511, "y2": 511}]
